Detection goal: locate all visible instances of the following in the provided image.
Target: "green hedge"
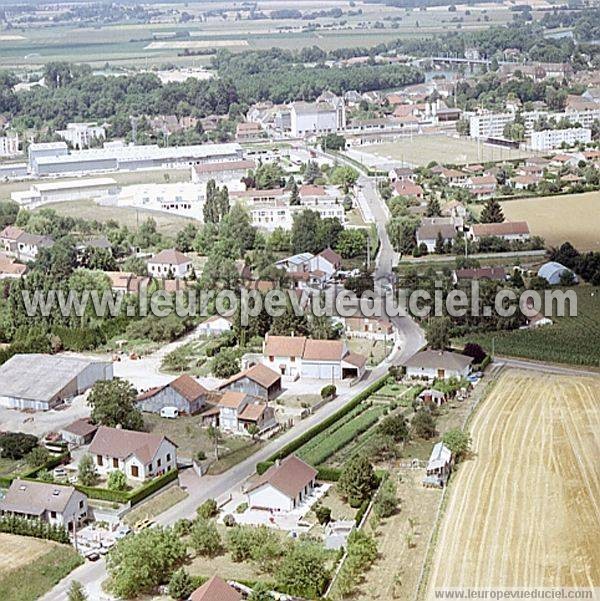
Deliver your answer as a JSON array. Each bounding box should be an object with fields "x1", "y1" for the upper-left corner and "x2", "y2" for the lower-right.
[
  {"x1": 256, "y1": 461, "x2": 274, "y2": 475},
  {"x1": 261, "y1": 375, "x2": 388, "y2": 469},
  {"x1": 316, "y1": 466, "x2": 341, "y2": 482},
  {"x1": 0, "y1": 451, "x2": 70, "y2": 487},
  {"x1": 0, "y1": 514, "x2": 70, "y2": 543},
  {"x1": 75, "y1": 469, "x2": 179, "y2": 505},
  {"x1": 480, "y1": 355, "x2": 492, "y2": 370}
]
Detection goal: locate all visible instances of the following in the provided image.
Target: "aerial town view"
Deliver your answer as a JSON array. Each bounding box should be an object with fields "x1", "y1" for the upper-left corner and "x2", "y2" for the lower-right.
[{"x1": 0, "y1": 0, "x2": 598, "y2": 600}]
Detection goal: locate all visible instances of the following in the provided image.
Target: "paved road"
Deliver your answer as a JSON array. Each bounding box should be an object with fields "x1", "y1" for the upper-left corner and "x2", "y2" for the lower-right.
[
  {"x1": 496, "y1": 356, "x2": 600, "y2": 377},
  {"x1": 43, "y1": 152, "x2": 425, "y2": 601}
]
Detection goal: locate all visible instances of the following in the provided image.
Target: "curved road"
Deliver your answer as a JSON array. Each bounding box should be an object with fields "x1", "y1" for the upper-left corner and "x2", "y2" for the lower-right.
[{"x1": 43, "y1": 156, "x2": 425, "y2": 601}]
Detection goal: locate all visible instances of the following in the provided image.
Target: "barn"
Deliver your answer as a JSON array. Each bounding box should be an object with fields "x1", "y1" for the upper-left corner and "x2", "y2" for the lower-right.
[
  {"x1": 218, "y1": 363, "x2": 281, "y2": 400},
  {"x1": 136, "y1": 374, "x2": 209, "y2": 415},
  {"x1": 0, "y1": 354, "x2": 113, "y2": 411}
]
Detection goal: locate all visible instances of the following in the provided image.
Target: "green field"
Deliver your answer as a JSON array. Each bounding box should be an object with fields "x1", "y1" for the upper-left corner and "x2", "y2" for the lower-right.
[
  {"x1": 455, "y1": 286, "x2": 600, "y2": 368},
  {"x1": 359, "y1": 134, "x2": 535, "y2": 167}
]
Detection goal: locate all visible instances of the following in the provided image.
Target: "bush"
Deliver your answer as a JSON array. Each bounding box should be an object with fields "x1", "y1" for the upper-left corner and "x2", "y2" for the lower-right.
[
  {"x1": 173, "y1": 518, "x2": 193, "y2": 537},
  {"x1": 0, "y1": 432, "x2": 38, "y2": 460},
  {"x1": 168, "y1": 568, "x2": 194, "y2": 600},
  {"x1": 0, "y1": 514, "x2": 70, "y2": 543},
  {"x1": 190, "y1": 518, "x2": 222, "y2": 557},
  {"x1": 196, "y1": 450, "x2": 206, "y2": 461},
  {"x1": 338, "y1": 456, "x2": 376, "y2": 508},
  {"x1": 25, "y1": 446, "x2": 50, "y2": 468},
  {"x1": 107, "y1": 470, "x2": 128, "y2": 491},
  {"x1": 373, "y1": 477, "x2": 398, "y2": 519},
  {"x1": 236, "y1": 502, "x2": 248, "y2": 514},
  {"x1": 316, "y1": 466, "x2": 342, "y2": 481},
  {"x1": 411, "y1": 410, "x2": 436, "y2": 439},
  {"x1": 196, "y1": 498, "x2": 218, "y2": 519},
  {"x1": 223, "y1": 514, "x2": 236, "y2": 527},
  {"x1": 320, "y1": 384, "x2": 337, "y2": 399},
  {"x1": 314, "y1": 505, "x2": 332, "y2": 525}
]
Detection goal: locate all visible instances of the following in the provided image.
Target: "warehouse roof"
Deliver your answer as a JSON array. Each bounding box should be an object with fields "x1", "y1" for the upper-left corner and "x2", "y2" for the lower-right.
[{"x1": 0, "y1": 354, "x2": 110, "y2": 403}]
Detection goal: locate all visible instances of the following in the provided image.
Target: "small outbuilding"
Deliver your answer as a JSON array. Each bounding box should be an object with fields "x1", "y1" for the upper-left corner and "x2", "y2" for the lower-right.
[
  {"x1": 423, "y1": 442, "x2": 452, "y2": 488},
  {"x1": 60, "y1": 418, "x2": 98, "y2": 447},
  {"x1": 218, "y1": 363, "x2": 282, "y2": 401},
  {"x1": 136, "y1": 374, "x2": 209, "y2": 415}
]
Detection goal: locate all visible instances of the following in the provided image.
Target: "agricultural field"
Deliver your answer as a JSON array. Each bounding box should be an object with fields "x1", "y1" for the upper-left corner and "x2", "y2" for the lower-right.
[
  {"x1": 501, "y1": 192, "x2": 600, "y2": 252},
  {"x1": 0, "y1": 534, "x2": 83, "y2": 601},
  {"x1": 357, "y1": 135, "x2": 534, "y2": 167},
  {"x1": 456, "y1": 286, "x2": 600, "y2": 368},
  {"x1": 426, "y1": 369, "x2": 600, "y2": 593}
]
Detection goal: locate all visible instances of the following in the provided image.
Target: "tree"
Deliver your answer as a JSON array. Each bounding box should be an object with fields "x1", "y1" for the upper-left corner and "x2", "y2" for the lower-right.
[
  {"x1": 168, "y1": 568, "x2": 194, "y2": 600},
  {"x1": 107, "y1": 470, "x2": 128, "y2": 491},
  {"x1": 0, "y1": 432, "x2": 38, "y2": 459},
  {"x1": 314, "y1": 504, "x2": 332, "y2": 525},
  {"x1": 412, "y1": 410, "x2": 436, "y2": 439},
  {"x1": 67, "y1": 581, "x2": 87, "y2": 601},
  {"x1": 78, "y1": 453, "x2": 98, "y2": 486},
  {"x1": 462, "y1": 342, "x2": 487, "y2": 364},
  {"x1": 377, "y1": 414, "x2": 409, "y2": 442},
  {"x1": 289, "y1": 181, "x2": 300, "y2": 206},
  {"x1": 207, "y1": 425, "x2": 222, "y2": 460},
  {"x1": 337, "y1": 455, "x2": 376, "y2": 507},
  {"x1": 303, "y1": 160, "x2": 321, "y2": 185},
  {"x1": 25, "y1": 446, "x2": 50, "y2": 467},
  {"x1": 426, "y1": 317, "x2": 451, "y2": 350},
  {"x1": 190, "y1": 518, "x2": 222, "y2": 557},
  {"x1": 88, "y1": 378, "x2": 143, "y2": 431},
  {"x1": 426, "y1": 196, "x2": 441, "y2": 217},
  {"x1": 320, "y1": 132, "x2": 346, "y2": 151},
  {"x1": 249, "y1": 582, "x2": 274, "y2": 601},
  {"x1": 373, "y1": 478, "x2": 398, "y2": 519},
  {"x1": 330, "y1": 165, "x2": 359, "y2": 193},
  {"x1": 335, "y1": 228, "x2": 367, "y2": 259},
  {"x1": 434, "y1": 231, "x2": 445, "y2": 254},
  {"x1": 442, "y1": 428, "x2": 471, "y2": 460},
  {"x1": 456, "y1": 118, "x2": 470, "y2": 135},
  {"x1": 210, "y1": 347, "x2": 240, "y2": 378},
  {"x1": 480, "y1": 198, "x2": 505, "y2": 223},
  {"x1": 197, "y1": 498, "x2": 218, "y2": 519},
  {"x1": 106, "y1": 527, "x2": 186, "y2": 598},
  {"x1": 276, "y1": 540, "x2": 330, "y2": 598}
]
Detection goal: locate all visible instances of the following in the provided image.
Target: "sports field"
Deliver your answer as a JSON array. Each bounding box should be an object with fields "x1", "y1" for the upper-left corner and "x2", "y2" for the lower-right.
[
  {"x1": 426, "y1": 369, "x2": 600, "y2": 593},
  {"x1": 501, "y1": 192, "x2": 600, "y2": 252},
  {"x1": 360, "y1": 135, "x2": 533, "y2": 167}
]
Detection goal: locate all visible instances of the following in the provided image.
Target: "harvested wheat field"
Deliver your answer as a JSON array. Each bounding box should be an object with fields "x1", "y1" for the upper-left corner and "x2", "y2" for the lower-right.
[
  {"x1": 426, "y1": 369, "x2": 600, "y2": 595},
  {"x1": 0, "y1": 533, "x2": 56, "y2": 574}
]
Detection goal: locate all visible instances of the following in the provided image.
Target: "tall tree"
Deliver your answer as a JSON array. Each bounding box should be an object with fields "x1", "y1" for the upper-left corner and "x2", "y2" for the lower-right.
[
  {"x1": 480, "y1": 198, "x2": 505, "y2": 223},
  {"x1": 87, "y1": 378, "x2": 143, "y2": 431}
]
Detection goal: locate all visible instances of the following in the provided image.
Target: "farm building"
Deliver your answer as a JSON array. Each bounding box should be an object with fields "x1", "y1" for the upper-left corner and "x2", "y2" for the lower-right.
[
  {"x1": 218, "y1": 363, "x2": 281, "y2": 401},
  {"x1": 190, "y1": 576, "x2": 242, "y2": 601},
  {"x1": 197, "y1": 315, "x2": 233, "y2": 336},
  {"x1": 215, "y1": 391, "x2": 276, "y2": 435},
  {"x1": 0, "y1": 479, "x2": 88, "y2": 532},
  {"x1": 60, "y1": 418, "x2": 98, "y2": 447},
  {"x1": 423, "y1": 442, "x2": 453, "y2": 488},
  {"x1": 246, "y1": 455, "x2": 318, "y2": 512},
  {"x1": 404, "y1": 350, "x2": 473, "y2": 381},
  {"x1": 537, "y1": 261, "x2": 578, "y2": 285},
  {"x1": 136, "y1": 374, "x2": 209, "y2": 415},
  {"x1": 89, "y1": 426, "x2": 177, "y2": 482},
  {"x1": 0, "y1": 354, "x2": 113, "y2": 411}
]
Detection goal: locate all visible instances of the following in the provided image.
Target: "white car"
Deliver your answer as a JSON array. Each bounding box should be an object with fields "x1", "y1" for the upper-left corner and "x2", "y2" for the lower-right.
[{"x1": 160, "y1": 406, "x2": 179, "y2": 419}]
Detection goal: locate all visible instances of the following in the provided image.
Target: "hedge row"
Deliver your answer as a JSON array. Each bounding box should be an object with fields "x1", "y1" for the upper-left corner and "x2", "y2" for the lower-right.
[
  {"x1": 316, "y1": 466, "x2": 342, "y2": 482},
  {"x1": 262, "y1": 375, "x2": 388, "y2": 469},
  {"x1": 0, "y1": 514, "x2": 70, "y2": 544},
  {"x1": 75, "y1": 469, "x2": 179, "y2": 505},
  {"x1": 0, "y1": 451, "x2": 71, "y2": 488}
]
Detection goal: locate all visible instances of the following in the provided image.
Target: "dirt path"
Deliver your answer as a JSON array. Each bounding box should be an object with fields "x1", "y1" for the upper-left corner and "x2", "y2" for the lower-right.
[{"x1": 426, "y1": 369, "x2": 600, "y2": 594}]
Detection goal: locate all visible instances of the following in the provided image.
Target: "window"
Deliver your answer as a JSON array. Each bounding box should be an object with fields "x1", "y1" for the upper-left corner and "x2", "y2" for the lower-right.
[
  {"x1": 79, "y1": 500, "x2": 84, "y2": 509},
  {"x1": 157, "y1": 458, "x2": 162, "y2": 467},
  {"x1": 50, "y1": 511, "x2": 56, "y2": 518},
  {"x1": 97, "y1": 455, "x2": 103, "y2": 466},
  {"x1": 112, "y1": 458, "x2": 118, "y2": 468},
  {"x1": 166, "y1": 453, "x2": 171, "y2": 462},
  {"x1": 131, "y1": 465, "x2": 139, "y2": 478},
  {"x1": 269, "y1": 356, "x2": 274, "y2": 362},
  {"x1": 290, "y1": 356, "x2": 295, "y2": 362}
]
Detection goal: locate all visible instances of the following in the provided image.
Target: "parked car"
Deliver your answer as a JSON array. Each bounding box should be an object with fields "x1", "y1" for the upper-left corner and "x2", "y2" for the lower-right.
[{"x1": 160, "y1": 406, "x2": 179, "y2": 419}]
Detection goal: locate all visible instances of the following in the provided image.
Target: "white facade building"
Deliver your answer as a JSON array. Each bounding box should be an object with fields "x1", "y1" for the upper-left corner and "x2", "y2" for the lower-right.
[
  {"x1": 56, "y1": 122, "x2": 106, "y2": 149},
  {"x1": 530, "y1": 127, "x2": 591, "y2": 150},
  {"x1": 404, "y1": 350, "x2": 473, "y2": 381},
  {"x1": 249, "y1": 202, "x2": 345, "y2": 231},
  {"x1": 290, "y1": 99, "x2": 346, "y2": 137},
  {"x1": 0, "y1": 133, "x2": 19, "y2": 157},
  {"x1": 147, "y1": 248, "x2": 193, "y2": 278},
  {"x1": 90, "y1": 426, "x2": 177, "y2": 482}
]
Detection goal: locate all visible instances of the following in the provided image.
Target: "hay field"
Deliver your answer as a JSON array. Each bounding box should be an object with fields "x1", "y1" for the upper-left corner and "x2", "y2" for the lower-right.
[
  {"x1": 0, "y1": 533, "x2": 54, "y2": 575},
  {"x1": 426, "y1": 369, "x2": 600, "y2": 594},
  {"x1": 501, "y1": 192, "x2": 600, "y2": 252},
  {"x1": 360, "y1": 135, "x2": 533, "y2": 166}
]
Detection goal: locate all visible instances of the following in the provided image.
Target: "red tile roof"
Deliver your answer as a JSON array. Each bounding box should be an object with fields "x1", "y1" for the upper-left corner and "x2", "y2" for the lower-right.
[
  {"x1": 247, "y1": 455, "x2": 317, "y2": 499},
  {"x1": 190, "y1": 576, "x2": 242, "y2": 601}
]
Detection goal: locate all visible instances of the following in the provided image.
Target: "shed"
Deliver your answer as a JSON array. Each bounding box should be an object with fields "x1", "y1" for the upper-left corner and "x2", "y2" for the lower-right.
[{"x1": 537, "y1": 261, "x2": 578, "y2": 285}]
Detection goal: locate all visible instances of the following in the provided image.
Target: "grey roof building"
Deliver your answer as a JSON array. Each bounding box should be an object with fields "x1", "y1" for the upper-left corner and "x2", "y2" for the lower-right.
[{"x1": 0, "y1": 354, "x2": 113, "y2": 411}]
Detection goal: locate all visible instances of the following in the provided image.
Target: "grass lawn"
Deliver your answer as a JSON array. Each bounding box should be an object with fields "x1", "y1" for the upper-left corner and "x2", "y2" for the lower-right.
[
  {"x1": 0, "y1": 456, "x2": 28, "y2": 478},
  {"x1": 500, "y1": 191, "x2": 600, "y2": 252},
  {"x1": 359, "y1": 135, "x2": 533, "y2": 167},
  {"x1": 0, "y1": 534, "x2": 83, "y2": 601},
  {"x1": 123, "y1": 485, "x2": 188, "y2": 526},
  {"x1": 455, "y1": 286, "x2": 600, "y2": 368}
]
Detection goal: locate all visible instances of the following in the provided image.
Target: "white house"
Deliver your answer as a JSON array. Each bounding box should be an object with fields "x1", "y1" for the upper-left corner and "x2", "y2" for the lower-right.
[
  {"x1": 89, "y1": 426, "x2": 177, "y2": 482},
  {"x1": 307, "y1": 248, "x2": 342, "y2": 278},
  {"x1": 246, "y1": 455, "x2": 318, "y2": 512},
  {"x1": 215, "y1": 391, "x2": 276, "y2": 435},
  {"x1": 250, "y1": 202, "x2": 345, "y2": 231},
  {"x1": 260, "y1": 335, "x2": 366, "y2": 380},
  {"x1": 530, "y1": 127, "x2": 591, "y2": 151},
  {"x1": 0, "y1": 133, "x2": 19, "y2": 157},
  {"x1": 198, "y1": 315, "x2": 233, "y2": 336},
  {"x1": 147, "y1": 248, "x2": 192, "y2": 278},
  {"x1": 56, "y1": 122, "x2": 106, "y2": 149},
  {"x1": 416, "y1": 223, "x2": 457, "y2": 253},
  {"x1": 0, "y1": 479, "x2": 88, "y2": 532},
  {"x1": 404, "y1": 349, "x2": 473, "y2": 381}
]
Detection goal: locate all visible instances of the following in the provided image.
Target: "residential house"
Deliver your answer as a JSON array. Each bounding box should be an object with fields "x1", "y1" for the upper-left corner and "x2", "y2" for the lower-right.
[
  {"x1": 105, "y1": 271, "x2": 150, "y2": 295},
  {"x1": 394, "y1": 180, "x2": 424, "y2": 199},
  {"x1": 275, "y1": 252, "x2": 314, "y2": 274},
  {"x1": 218, "y1": 363, "x2": 281, "y2": 401},
  {"x1": 512, "y1": 174, "x2": 542, "y2": 190},
  {"x1": 216, "y1": 391, "x2": 276, "y2": 435},
  {"x1": 190, "y1": 575, "x2": 242, "y2": 601},
  {"x1": 388, "y1": 167, "x2": 415, "y2": 183},
  {"x1": 147, "y1": 248, "x2": 192, "y2": 278},
  {"x1": 136, "y1": 374, "x2": 209, "y2": 415},
  {"x1": 0, "y1": 226, "x2": 54, "y2": 262},
  {"x1": 441, "y1": 200, "x2": 467, "y2": 222},
  {"x1": 439, "y1": 168, "x2": 468, "y2": 187},
  {"x1": 260, "y1": 335, "x2": 366, "y2": 380},
  {"x1": 404, "y1": 349, "x2": 473, "y2": 381},
  {"x1": 423, "y1": 442, "x2": 452, "y2": 488},
  {"x1": 60, "y1": 418, "x2": 98, "y2": 447},
  {"x1": 0, "y1": 252, "x2": 26, "y2": 279},
  {"x1": 0, "y1": 479, "x2": 88, "y2": 532},
  {"x1": 307, "y1": 247, "x2": 342, "y2": 278},
  {"x1": 198, "y1": 315, "x2": 233, "y2": 337},
  {"x1": 246, "y1": 455, "x2": 318, "y2": 512},
  {"x1": 470, "y1": 221, "x2": 530, "y2": 242},
  {"x1": 465, "y1": 175, "x2": 497, "y2": 199},
  {"x1": 344, "y1": 315, "x2": 394, "y2": 341},
  {"x1": 236, "y1": 122, "x2": 263, "y2": 141},
  {"x1": 416, "y1": 223, "x2": 457, "y2": 253},
  {"x1": 89, "y1": 426, "x2": 177, "y2": 482}
]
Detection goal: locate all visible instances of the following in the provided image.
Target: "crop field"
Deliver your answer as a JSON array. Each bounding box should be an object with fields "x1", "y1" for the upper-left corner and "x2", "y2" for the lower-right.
[
  {"x1": 501, "y1": 192, "x2": 600, "y2": 252},
  {"x1": 359, "y1": 135, "x2": 534, "y2": 167},
  {"x1": 426, "y1": 369, "x2": 600, "y2": 593},
  {"x1": 456, "y1": 287, "x2": 600, "y2": 368}
]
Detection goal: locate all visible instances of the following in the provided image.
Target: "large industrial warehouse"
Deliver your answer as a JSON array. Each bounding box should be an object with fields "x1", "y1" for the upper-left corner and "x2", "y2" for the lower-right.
[{"x1": 0, "y1": 354, "x2": 113, "y2": 411}]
